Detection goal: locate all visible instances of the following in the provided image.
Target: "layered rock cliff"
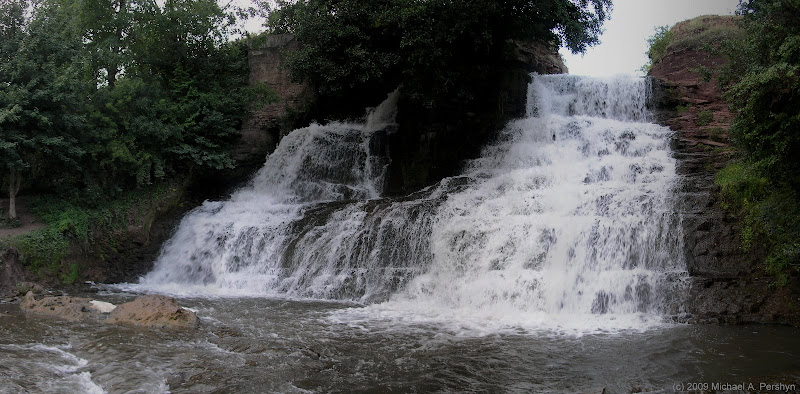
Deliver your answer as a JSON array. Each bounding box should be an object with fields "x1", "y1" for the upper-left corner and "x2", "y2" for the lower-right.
[{"x1": 649, "y1": 15, "x2": 800, "y2": 325}]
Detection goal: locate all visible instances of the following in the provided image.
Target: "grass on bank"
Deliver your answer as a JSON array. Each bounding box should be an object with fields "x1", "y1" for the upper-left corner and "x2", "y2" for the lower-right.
[
  {"x1": 643, "y1": 15, "x2": 744, "y2": 72},
  {"x1": 716, "y1": 162, "x2": 800, "y2": 286},
  {"x1": 0, "y1": 183, "x2": 180, "y2": 284}
]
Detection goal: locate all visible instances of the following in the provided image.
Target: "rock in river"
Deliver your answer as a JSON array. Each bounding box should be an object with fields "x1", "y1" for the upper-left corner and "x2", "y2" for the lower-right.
[{"x1": 108, "y1": 295, "x2": 199, "y2": 330}]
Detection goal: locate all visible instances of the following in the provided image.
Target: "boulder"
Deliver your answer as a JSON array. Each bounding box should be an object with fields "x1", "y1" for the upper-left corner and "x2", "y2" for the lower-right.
[
  {"x1": 15, "y1": 281, "x2": 44, "y2": 296},
  {"x1": 20, "y1": 291, "x2": 96, "y2": 321},
  {"x1": 89, "y1": 300, "x2": 117, "y2": 313},
  {"x1": 108, "y1": 295, "x2": 199, "y2": 330}
]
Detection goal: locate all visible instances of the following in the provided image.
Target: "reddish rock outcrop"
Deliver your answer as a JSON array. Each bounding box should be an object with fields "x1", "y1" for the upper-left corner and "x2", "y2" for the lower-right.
[{"x1": 649, "y1": 15, "x2": 800, "y2": 325}]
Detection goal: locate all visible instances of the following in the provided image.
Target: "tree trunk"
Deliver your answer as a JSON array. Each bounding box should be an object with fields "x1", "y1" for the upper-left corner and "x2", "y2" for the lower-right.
[
  {"x1": 108, "y1": 0, "x2": 126, "y2": 89},
  {"x1": 108, "y1": 67, "x2": 118, "y2": 88},
  {"x1": 8, "y1": 169, "x2": 20, "y2": 220}
]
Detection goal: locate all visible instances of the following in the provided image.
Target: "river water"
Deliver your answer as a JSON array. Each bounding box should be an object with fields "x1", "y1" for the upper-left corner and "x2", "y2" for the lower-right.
[
  {"x1": 1, "y1": 75, "x2": 799, "y2": 392},
  {"x1": 2, "y1": 296, "x2": 800, "y2": 393}
]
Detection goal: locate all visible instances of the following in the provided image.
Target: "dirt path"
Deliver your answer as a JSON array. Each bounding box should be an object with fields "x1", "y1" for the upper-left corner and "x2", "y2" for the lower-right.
[{"x1": 0, "y1": 197, "x2": 46, "y2": 241}]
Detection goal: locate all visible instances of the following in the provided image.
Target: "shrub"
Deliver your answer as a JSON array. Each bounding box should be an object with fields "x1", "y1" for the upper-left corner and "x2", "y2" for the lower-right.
[
  {"x1": 696, "y1": 109, "x2": 714, "y2": 126},
  {"x1": 644, "y1": 25, "x2": 672, "y2": 71},
  {"x1": 716, "y1": 161, "x2": 800, "y2": 285}
]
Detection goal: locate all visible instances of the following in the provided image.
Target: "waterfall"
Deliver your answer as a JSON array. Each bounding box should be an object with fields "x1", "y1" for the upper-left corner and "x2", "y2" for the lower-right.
[{"x1": 132, "y1": 75, "x2": 686, "y2": 330}]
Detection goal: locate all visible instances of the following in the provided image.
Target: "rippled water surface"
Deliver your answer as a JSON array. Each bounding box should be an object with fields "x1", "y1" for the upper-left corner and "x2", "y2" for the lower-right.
[{"x1": 2, "y1": 295, "x2": 800, "y2": 393}]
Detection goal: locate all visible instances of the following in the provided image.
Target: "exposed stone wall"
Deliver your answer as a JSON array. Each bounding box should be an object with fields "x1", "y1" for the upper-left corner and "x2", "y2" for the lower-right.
[
  {"x1": 232, "y1": 34, "x2": 313, "y2": 167},
  {"x1": 649, "y1": 18, "x2": 800, "y2": 325}
]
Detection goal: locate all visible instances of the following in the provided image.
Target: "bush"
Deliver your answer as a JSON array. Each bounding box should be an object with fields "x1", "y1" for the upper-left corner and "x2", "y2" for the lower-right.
[
  {"x1": 645, "y1": 25, "x2": 672, "y2": 70},
  {"x1": 716, "y1": 161, "x2": 800, "y2": 285},
  {"x1": 4, "y1": 183, "x2": 175, "y2": 282},
  {"x1": 696, "y1": 109, "x2": 714, "y2": 126}
]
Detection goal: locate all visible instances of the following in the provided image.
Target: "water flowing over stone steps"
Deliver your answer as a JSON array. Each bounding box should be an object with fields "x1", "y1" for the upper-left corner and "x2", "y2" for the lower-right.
[{"x1": 132, "y1": 74, "x2": 689, "y2": 331}]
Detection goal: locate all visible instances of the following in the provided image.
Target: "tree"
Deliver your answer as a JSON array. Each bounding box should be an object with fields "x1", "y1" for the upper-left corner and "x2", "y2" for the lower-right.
[
  {"x1": 727, "y1": 0, "x2": 800, "y2": 190},
  {"x1": 718, "y1": 0, "x2": 800, "y2": 283},
  {"x1": 0, "y1": 0, "x2": 86, "y2": 219},
  {"x1": 266, "y1": 0, "x2": 611, "y2": 110},
  {"x1": 75, "y1": 0, "x2": 133, "y2": 88}
]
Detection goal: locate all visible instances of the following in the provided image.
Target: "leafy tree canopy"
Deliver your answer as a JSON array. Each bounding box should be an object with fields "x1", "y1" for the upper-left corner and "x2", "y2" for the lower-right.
[
  {"x1": 1, "y1": 0, "x2": 256, "y2": 218},
  {"x1": 726, "y1": 0, "x2": 800, "y2": 190},
  {"x1": 265, "y1": 0, "x2": 611, "y2": 109},
  {"x1": 716, "y1": 0, "x2": 800, "y2": 283}
]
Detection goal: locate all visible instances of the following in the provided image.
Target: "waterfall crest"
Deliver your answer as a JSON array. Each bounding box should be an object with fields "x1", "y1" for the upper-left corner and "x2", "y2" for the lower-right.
[{"x1": 131, "y1": 75, "x2": 687, "y2": 331}]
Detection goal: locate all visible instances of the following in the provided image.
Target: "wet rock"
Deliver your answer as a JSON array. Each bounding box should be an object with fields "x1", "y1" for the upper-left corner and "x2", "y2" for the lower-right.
[
  {"x1": 1, "y1": 248, "x2": 33, "y2": 298},
  {"x1": 21, "y1": 292, "x2": 199, "y2": 329},
  {"x1": 20, "y1": 291, "x2": 97, "y2": 321},
  {"x1": 108, "y1": 295, "x2": 199, "y2": 330},
  {"x1": 15, "y1": 282, "x2": 44, "y2": 296},
  {"x1": 89, "y1": 300, "x2": 117, "y2": 313}
]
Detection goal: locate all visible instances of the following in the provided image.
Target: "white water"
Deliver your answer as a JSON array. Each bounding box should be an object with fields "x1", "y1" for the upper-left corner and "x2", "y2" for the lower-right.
[
  {"x1": 130, "y1": 75, "x2": 686, "y2": 332},
  {"x1": 0, "y1": 343, "x2": 105, "y2": 393}
]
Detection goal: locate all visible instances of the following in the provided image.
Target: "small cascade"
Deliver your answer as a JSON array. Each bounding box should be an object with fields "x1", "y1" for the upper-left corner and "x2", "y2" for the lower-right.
[
  {"x1": 138, "y1": 91, "x2": 412, "y2": 298},
  {"x1": 135, "y1": 75, "x2": 686, "y2": 330},
  {"x1": 385, "y1": 75, "x2": 684, "y2": 329}
]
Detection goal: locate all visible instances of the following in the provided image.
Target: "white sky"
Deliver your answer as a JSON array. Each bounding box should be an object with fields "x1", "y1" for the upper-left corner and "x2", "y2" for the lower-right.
[{"x1": 561, "y1": 0, "x2": 741, "y2": 76}]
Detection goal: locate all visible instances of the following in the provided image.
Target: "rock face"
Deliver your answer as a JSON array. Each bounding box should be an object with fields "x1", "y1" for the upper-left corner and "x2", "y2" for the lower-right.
[
  {"x1": 649, "y1": 16, "x2": 800, "y2": 325},
  {"x1": 108, "y1": 295, "x2": 199, "y2": 330},
  {"x1": 234, "y1": 34, "x2": 314, "y2": 168},
  {"x1": 0, "y1": 248, "x2": 28, "y2": 298},
  {"x1": 385, "y1": 40, "x2": 567, "y2": 194}
]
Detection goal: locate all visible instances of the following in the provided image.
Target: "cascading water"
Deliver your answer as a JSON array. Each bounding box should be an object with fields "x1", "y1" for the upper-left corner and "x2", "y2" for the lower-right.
[{"x1": 132, "y1": 74, "x2": 687, "y2": 331}]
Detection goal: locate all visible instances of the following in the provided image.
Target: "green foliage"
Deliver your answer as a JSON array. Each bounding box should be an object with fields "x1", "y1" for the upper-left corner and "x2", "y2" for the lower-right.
[
  {"x1": 726, "y1": 0, "x2": 800, "y2": 189},
  {"x1": 696, "y1": 109, "x2": 714, "y2": 126},
  {"x1": 709, "y1": 127, "x2": 726, "y2": 142},
  {"x1": 11, "y1": 227, "x2": 70, "y2": 274},
  {"x1": 693, "y1": 65, "x2": 714, "y2": 82},
  {"x1": 0, "y1": 0, "x2": 89, "y2": 195},
  {"x1": 0, "y1": 206, "x2": 21, "y2": 228},
  {"x1": 716, "y1": 161, "x2": 800, "y2": 285},
  {"x1": 644, "y1": 25, "x2": 672, "y2": 70},
  {"x1": 644, "y1": 16, "x2": 744, "y2": 75},
  {"x1": 63, "y1": 263, "x2": 80, "y2": 285},
  {"x1": 266, "y1": 0, "x2": 611, "y2": 110},
  {"x1": 668, "y1": 16, "x2": 744, "y2": 53},
  {"x1": 676, "y1": 105, "x2": 689, "y2": 113},
  {"x1": 716, "y1": 162, "x2": 767, "y2": 212},
  {"x1": 1, "y1": 0, "x2": 254, "y2": 226},
  {"x1": 4, "y1": 183, "x2": 173, "y2": 282},
  {"x1": 711, "y1": 0, "x2": 800, "y2": 284}
]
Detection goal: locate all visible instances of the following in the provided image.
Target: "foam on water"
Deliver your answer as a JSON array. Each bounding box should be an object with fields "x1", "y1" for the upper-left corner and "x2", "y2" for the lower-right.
[
  {"x1": 130, "y1": 75, "x2": 687, "y2": 334},
  {"x1": 0, "y1": 343, "x2": 105, "y2": 393}
]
